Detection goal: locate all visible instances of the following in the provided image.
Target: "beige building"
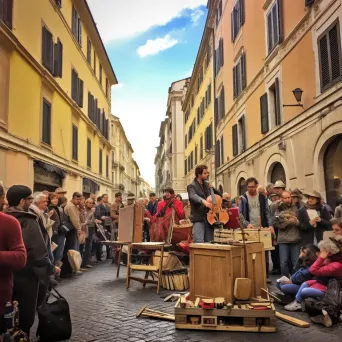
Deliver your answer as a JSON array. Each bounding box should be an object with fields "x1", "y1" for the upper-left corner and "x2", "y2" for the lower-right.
[
  {"x1": 110, "y1": 115, "x2": 140, "y2": 200},
  {"x1": 138, "y1": 177, "x2": 154, "y2": 198},
  {"x1": 155, "y1": 78, "x2": 190, "y2": 195}
]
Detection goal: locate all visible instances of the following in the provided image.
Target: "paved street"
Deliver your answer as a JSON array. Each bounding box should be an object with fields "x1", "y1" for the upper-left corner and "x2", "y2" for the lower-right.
[{"x1": 30, "y1": 260, "x2": 341, "y2": 342}]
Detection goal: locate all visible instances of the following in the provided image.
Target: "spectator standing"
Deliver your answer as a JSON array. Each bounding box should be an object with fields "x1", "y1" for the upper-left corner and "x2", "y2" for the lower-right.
[
  {"x1": 0, "y1": 182, "x2": 26, "y2": 335},
  {"x1": 334, "y1": 197, "x2": 342, "y2": 218},
  {"x1": 110, "y1": 192, "x2": 124, "y2": 241},
  {"x1": 95, "y1": 195, "x2": 111, "y2": 259},
  {"x1": 298, "y1": 191, "x2": 332, "y2": 245},
  {"x1": 55, "y1": 187, "x2": 67, "y2": 206},
  {"x1": 6, "y1": 185, "x2": 57, "y2": 337}
]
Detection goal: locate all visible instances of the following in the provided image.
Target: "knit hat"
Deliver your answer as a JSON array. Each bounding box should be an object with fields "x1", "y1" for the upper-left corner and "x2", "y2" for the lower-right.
[{"x1": 7, "y1": 185, "x2": 32, "y2": 207}]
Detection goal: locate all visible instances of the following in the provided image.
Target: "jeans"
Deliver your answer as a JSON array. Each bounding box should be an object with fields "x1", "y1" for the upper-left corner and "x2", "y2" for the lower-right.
[
  {"x1": 279, "y1": 243, "x2": 301, "y2": 277},
  {"x1": 82, "y1": 227, "x2": 95, "y2": 267},
  {"x1": 295, "y1": 282, "x2": 325, "y2": 302},
  {"x1": 52, "y1": 234, "x2": 66, "y2": 264},
  {"x1": 277, "y1": 282, "x2": 300, "y2": 296},
  {"x1": 271, "y1": 244, "x2": 280, "y2": 271},
  {"x1": 193, "y1": 221, "x2": 213, "y2": 243}
]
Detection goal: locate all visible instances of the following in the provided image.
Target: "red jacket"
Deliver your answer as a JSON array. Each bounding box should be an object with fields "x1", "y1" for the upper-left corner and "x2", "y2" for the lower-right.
[
  {"x1": 155, "y1": 198, "x2": 185, "y2": 220},
  {"x1": 0, "y1": 213, "x2": 27, "y2": 315},
  {"x1": 307, "y1": 256, "x2": 342, "y2": 291}
]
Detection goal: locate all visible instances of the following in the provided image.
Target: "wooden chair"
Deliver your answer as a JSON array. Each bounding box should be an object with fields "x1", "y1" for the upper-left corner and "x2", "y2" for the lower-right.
[
  {"x1": 126, "y1": 242, "x2": 166, "y2": 294},
  {"x1": 102, "y1": 241, "x2": 129, "y2": 277}
]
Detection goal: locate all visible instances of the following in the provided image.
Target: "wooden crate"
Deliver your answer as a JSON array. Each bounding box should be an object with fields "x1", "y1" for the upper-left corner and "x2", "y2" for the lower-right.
[
  {"x1": 175, "y1": 301, "x2": 276, "y2": 332},
  {"x1": 189, "y1": 244, "x2": 245, "y2": 303},
  {"x1": 234, "y1": 229, "x2": 273, "y2": 250}
]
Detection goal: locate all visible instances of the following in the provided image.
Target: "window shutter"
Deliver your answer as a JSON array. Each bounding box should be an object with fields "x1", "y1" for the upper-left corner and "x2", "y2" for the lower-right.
[
  {"x1": 220, "y1": 39, "x2": 224, "y2": 67},
  {"x1": 197, "y1": 108, "x2": 200, "y2": 125},
  {"x1": 87, "y1": 139, "x2": 91, "y2": 167},
  {"x1": 78, "y1": 18, "x2": 82, "y2": 46},
  {"x1": 42, "y1": 27, "x2": 53, "y2": 73},
  {"x1": 71, "y1": 69, "x2": 78, "y2": 102},
  {"x1": 209, "y1": 123, "x2": 213, "y2": 149},
  {"x1": 72, "y1": 6, "x2": 78, "y2": 37},
  {"x1": 185, "y1": 134, "x2": 187, "y2": 148},
  {"x1": 106, "y1": 155, "x2": 109, "y2": 177},
  {"x1": 232, "y1": 124, "x2": 238, "y2": 156},
  {"x1": 220, "y1": 87, "x2": 225, "y2": 120},
  {"x1": 214, "y1": 48, "x2": 217, "y2": 75},
  {"x1": 275, "y1": 77, "x2": 282, "y2": 125},
  {"x1": 241, "y1": 53, "x2": 246, "y2": 90},
  {"x1": 214, "y1": 98, "x2": 219, "y2": 126},
  {"x1": 220, "y1": 136, "x2": 224, "y2": 167},
  {"x1": 200, "y1": 136, "x2": 203, "y2": 159},
  {"x1": 184, "y1": 159, "x2": 187, "y2": 176},
  {"x1": 305, "y1": 0, "x2": 315, "y2": 5},
  {"x1": 215, "y1": 140, "x2": 220, "y2": 167},
  {"x1": 53, "y1": 39, "x2": 63, "y2": 78},
  {"x1": 87, "y1": 38, "x2": 91, "y2": 64},
  {"x1": 241, "y1": 115, "x2": 246, "y2": 152},
  {"x1": 267, "y1": 13, "x2": 273, "y2": 53},
  {"x1": 319, "y1": 34, "x2": 330, "y2": 89},
  {"x1": 208, "y1": 83, "x2": 212, "y2": 103},
  {"x1": 329, "y1": 24, "x2": 342, "y2": 83},
  {"x1": 240, "y1": 0, "x2": 245, "y2": 25},
  {"x1": 78, "y1": 78, "x2": 83, "y2": 107},
  {"x1": 99, "y1": 149, "x2": 103, "y2": 174},
  {"x1": 72, "y1": 125, "x2": 78, "y2": 160},
  {"x1": 277, "y1": 0, "x2": 283, "y2": 43},
  {"x1": 88, "y1": 92, "x2": 92, "y2": 120},
  {"x1": 195, "y1": 145, "x2": 198, "y2": 165},
  {"x1": 42, "y1": 99, "x2": 51, "y2": 145},
  {"x1": 233, "y1": 66, "x2": 237, "y2": 98},
  {"x1": 231, "y1": 11, "x2": 235, "y2": 42},
  {"x1": 260, "y1": 93, "x2": 269, "y2": 134},
  {"x1": 97, "y1": 108, "x2": 101, "y2": 129}
]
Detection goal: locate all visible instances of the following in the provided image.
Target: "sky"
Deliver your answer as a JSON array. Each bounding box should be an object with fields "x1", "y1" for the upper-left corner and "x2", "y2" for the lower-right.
[{"x1": 87, "y1": 0, "x2": 207, "y2": 187}]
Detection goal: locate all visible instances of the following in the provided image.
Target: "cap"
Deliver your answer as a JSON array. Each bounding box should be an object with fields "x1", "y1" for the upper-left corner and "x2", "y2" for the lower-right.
[
  {"x1": 274, "y1": 180, "x2": 286, "y2": 188},
  {"x1": 7, "y1": 185, "x2": 32, "y2": 207},
  {"x1": 55, "y1": 187, "x2": 67, "y2": 194}
]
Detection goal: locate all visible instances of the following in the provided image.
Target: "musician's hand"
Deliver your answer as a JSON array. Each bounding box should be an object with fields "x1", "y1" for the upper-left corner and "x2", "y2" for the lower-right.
[
  {"x1": 269, "y1": 226, "x2": 275, "y2": 235},
  {"x1": 202, "y1": 199, "x2": 212, "y2": 210},
  {"x1": 247, "y1": 224, "x2": 255, "y2": 229}
]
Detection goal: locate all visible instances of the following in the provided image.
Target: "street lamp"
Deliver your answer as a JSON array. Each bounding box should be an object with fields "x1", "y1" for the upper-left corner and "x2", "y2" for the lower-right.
[{"x1": 283, "y1": 88, "x2": 304, "y2": 108}]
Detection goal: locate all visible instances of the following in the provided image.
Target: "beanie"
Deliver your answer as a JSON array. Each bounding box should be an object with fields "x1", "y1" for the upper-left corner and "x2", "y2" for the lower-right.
[{"x1": 7, "y1": 185, "x2": 32, "y2": 207}]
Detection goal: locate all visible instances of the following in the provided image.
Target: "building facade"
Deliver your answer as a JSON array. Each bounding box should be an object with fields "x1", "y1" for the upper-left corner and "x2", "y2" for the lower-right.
[
  {"x1": 183, "y1": 20, "x2": 215, "y2": 188},
  {"x1": 205, "y1": 0, "x2": 342, "y2": 210},
  {"x1": 110, "y1": 115, "x2": 140, "y2": 199},
  {"x1": 155, "y1": 78, "x2": 189, "y2": 196},
  {"x1": 0, "y1": 0, "x2": 117, "y2": 198}
]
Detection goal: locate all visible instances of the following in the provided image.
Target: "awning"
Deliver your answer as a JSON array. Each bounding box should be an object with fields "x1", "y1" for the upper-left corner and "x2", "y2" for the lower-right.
[
  {"x1": 34, "y1": 160, "x2": 67, "y2": 178},
  {"x1": 82, "y1": 178, "x2": 100, "y2": 194}
]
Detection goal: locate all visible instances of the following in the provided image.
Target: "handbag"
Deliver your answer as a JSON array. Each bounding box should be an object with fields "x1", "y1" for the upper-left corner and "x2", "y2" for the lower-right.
[{"x1": 36, "y1": 288, "x2": 72, "y2": 342}]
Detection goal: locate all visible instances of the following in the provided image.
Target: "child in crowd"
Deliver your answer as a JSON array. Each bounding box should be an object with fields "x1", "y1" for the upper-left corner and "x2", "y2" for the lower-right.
[
  {"x1": 277, "y1": 244, "x2": 319, "y2": 296},
  {"x1": 285, "y1": 238, "x2": 342, "y2": 311}
]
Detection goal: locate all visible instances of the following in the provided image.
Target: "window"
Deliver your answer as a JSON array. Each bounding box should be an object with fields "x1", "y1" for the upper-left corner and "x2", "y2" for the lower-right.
[
  {"x1": 42, "y1": 99, "x2": 51, "y2": 145},
  {"x1": 220, "y1": 136, "x2": 224, "y2": 167},
  {"x1": 232, "y1": 115, "x2": 246, "y2": 156},
  {"x1": 184, "y1": 159, "x2": 187, "y2": 176},
  {"x1": 233, "y1": 53, "x2": 246, "y2": 98},
  {"x1": 269, "y1": 78, "x2": 282, "y2": 126},
  {"x1": 215, "y1": 39, "x2": 224, "y2": 76},
  {"x1": 72, "y1": 6, "x2": 82, "y2": 46},
  {"x1": 72, "y1": 125, "x2": 78, "y2": 161},
  {"x1": 106, "y1": 78, "x2": 109, "y2": 97},
  {"x1": 195, "y1": 145, "x2": 198, "y2": 165},
  {"x1": 216, "y1": 0, "x2": 222, "y2": 27},
  {"x1": 185, "y1": 134, "x2": 187, "y2": 148},
  {"x1": 87, "y1": 38, "x2": 92, "y2": 64},
  {"x1": 260, "y1": 93, "x2": 269, "y2": 134},
  {"x1": 0, "y1": 0, "x2": 13, "y2": 29},
  {"x1": 94, "y1": 51, "x2": 97, "y2": 76},
  {"x1": 55, "y1": 0, "x2": 62, "y2": 8},
  {"x1": 87, "y1": 139, "x2": 91, "y2": 167},
  {"x1": 188, "y1": 119, "x2": 196, "y2": 142},
  {"x1": 99, "y1": 64, "x2": 103, "y2": 86},
  {"x1": 106, "y1": 155, "x2": 109, "y2": 178},
  {"x1": 231, "y1": 0, "x2": 245, "y2": 42},
  {"x1": 305, "y1": 0, "x2": 315, "y2": 6},
  {"x1": 215, "y1": 139, "x2": 221, "y2": 167},
  {"x1": 266, "y1": 0, "x2": 283, "y2": 54},
  {"x1": 191, "y1": 95, "x2": 194, "y2": 108},
  {"x1": 206, "y1": 44, "x2": 212, "y2": 68},
  {"x1": 99, "y1": 149, "x2": 103, "y2": 174},
  {"x1": 215, "y1": 87, "x2": 225, "y2": 126},
  {"x1": 71, "y1": 69, "x2": 83, "y2": 107},
  {"x1": 200, "y1": 135, "x2": 204, "y2": 160},
  {"x1": 205, "y1": 123, "x2": 213, "y2": 151},
  {"x1": 232, "y1": 124, "x2": 238, "y2": 156},
  {"x1": 318, "y1": 20, "x2": 342, "y2": 92},
  {"x1": 42, "y1": 27, "x2": 63, "y2": 77}
]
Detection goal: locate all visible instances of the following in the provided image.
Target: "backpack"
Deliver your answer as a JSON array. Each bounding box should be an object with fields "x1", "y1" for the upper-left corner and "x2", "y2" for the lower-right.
[{"x1": 36, "y1": 288, "x2": 72, "y2": 342}]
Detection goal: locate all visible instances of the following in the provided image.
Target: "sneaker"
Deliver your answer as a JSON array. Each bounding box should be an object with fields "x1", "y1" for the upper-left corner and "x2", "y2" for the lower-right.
[
  {"x1": 311, "y1": 311, "x2": 332, "y2": 327},
  {"x1": 85, "y1": 264, "x2": 93, "y2": 268},
  {"x1": 284, "y1": 300, "x2": 302, "y2": 311},
  {"x1": 80, "y1": 268, "x2": 88, "y2": 272},
  {"x1": 73, "y1": 271, "x2": 83, "y2": 276}
]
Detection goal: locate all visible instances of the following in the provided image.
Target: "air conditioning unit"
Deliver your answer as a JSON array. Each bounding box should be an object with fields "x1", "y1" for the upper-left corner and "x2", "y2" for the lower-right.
[{"x1": 278, "y1": 141, "x2": 286, "y2": 151}]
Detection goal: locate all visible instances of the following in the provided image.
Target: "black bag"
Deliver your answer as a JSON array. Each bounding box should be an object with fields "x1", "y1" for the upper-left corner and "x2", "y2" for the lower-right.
[{"x1": 36, "y1": 288, "x2": 72, "y2": 342}]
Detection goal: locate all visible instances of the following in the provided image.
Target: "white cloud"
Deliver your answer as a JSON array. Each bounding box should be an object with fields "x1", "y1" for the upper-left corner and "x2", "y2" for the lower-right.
[
  {"x1": 191, "y1": 8, "x2": 204, "y2": 26},
  {"x1": 137, "y1": 35, "x2": 178, "y2": 57},
  {"x1": 87, "y1": 0, "x2": 207, "y2": 43},
  {"x1": 112, "y1": 83, "x2": 124, "y2": 89}
]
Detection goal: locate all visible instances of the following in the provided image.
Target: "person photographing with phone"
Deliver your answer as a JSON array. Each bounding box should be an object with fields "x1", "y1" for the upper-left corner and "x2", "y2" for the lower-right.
[{"x1": 187, "y1": 165, "x2": 222, "y2": 243}]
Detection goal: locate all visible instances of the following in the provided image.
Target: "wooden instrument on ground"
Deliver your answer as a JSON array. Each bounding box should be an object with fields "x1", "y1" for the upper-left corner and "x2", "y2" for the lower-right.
[
  {"x1": 136, "y1": 305, "x2": 175, "y2": 321},
  {"x1": 206, "y1": 186, "x2": 229, "y2": 225}
]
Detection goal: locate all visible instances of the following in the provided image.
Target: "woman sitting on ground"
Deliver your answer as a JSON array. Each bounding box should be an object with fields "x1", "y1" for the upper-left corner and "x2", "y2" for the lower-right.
[
  {"x1": 285, "y1": 238, "x2": 342, "y2": 311},
  {"x1": 277, "y1": 244, "x2": 319, "y2": 297}
]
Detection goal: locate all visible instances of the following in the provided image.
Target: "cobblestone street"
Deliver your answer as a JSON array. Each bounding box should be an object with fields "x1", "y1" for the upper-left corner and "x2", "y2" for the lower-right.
[{"x1": 30, "y1": 261, "x2": 341, "y2": 342}]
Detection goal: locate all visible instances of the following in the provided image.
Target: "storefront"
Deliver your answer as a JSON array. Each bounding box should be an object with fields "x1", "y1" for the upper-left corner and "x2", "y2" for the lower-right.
[
  {"x1": 82, "y1": 177, "x2": 100, "y2": 198},
  {"x1": 33, "y1": 160, "x2": 66, "y2": 192}
]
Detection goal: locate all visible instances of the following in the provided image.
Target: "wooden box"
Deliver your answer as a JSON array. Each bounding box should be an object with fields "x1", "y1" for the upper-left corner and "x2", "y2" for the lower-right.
[
  {"x1": 234, "y1": 229, "x2": 273, "y2": 250},
  {"x1": 189, "y1": 244, "x2": 245, "y2": 303},
  {"x1": 118, "y1": 204, "x2": 144, "y2": 242}
]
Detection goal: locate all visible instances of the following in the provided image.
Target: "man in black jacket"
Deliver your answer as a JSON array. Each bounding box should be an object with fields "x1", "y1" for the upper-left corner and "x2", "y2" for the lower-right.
[
  {"x1": 6, "y1": 185, "x2": 57, "y2": 336},
  {"x1": 147, "y1": 192, "x2": 158, "y2": 216},
  {"x1": 187, "y1": 165, "x2": 221, "y2": 243}
]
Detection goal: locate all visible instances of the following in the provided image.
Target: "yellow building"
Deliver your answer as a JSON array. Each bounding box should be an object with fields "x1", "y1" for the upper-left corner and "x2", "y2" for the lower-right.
[
  {"x1": 183, "y1": 21, "x2": 215, "y2": 186},
  {"x1": 198, "y1": 0, "x2": 342, "y2": 210},
  {"x1": 0, "y1": 0, "x2": 117, "y2": 198}
]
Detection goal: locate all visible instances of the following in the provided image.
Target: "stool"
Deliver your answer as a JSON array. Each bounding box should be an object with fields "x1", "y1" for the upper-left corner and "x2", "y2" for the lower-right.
[
  {"x1": 102, "y1": 241, "x2": 129, "y2": 277},
  {"x1": 126, "y1": 242, "x2": 166, "y2": 294}
]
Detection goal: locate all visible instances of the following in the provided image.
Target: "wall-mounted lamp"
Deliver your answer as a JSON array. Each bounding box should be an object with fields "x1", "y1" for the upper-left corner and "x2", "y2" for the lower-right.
[{"x1": 283, "y1": 88, "x2": 304, "y2": 108}]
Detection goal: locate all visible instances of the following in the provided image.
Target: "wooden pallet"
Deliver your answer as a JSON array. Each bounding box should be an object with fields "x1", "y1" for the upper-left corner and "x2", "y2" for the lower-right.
[{"x1": 175, "y1": 302, "x2": 276, "y2": 332}]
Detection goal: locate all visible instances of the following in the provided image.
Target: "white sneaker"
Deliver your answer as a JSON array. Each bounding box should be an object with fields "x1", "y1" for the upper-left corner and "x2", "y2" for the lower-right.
[{"x1": 284, "y1": 300, "x2": 302, "y2": 311}]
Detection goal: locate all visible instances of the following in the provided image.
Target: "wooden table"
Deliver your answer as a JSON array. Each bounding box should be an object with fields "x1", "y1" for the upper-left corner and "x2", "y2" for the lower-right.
[{"x1": 102, "y1": 241, "x2": 129, "y2": 277}]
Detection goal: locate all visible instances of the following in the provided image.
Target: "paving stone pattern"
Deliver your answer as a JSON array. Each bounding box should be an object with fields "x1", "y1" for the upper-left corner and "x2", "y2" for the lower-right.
[{"x1": 30, "y1": 261, "x2": 341, "y2": 342}]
